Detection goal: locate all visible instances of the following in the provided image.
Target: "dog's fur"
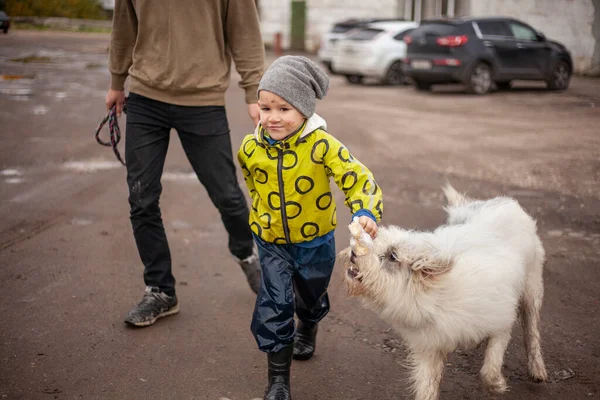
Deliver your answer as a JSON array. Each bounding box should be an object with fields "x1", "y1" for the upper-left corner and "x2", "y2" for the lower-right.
[{"x1": 339, "y1": 184, "x2": 548, "y2": 400}]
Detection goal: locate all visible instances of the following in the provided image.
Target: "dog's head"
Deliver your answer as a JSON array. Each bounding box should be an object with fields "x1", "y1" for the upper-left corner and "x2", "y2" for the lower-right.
[{"x1": 338, "y1": 226, "x2": 453, "y2": 326}]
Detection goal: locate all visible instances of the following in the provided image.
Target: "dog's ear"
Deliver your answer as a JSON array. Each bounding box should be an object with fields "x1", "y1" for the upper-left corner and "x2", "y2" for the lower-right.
[
  {"x1": 407, "y1": 251, "x2": 453, "y2": 287},
  {"x1": 391, "y1": 243, "x2": 453, "y2": 278}
]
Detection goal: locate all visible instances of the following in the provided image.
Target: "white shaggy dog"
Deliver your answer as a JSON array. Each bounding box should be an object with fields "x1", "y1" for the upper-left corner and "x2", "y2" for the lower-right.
[{"x1": 339, "y1": 184, "x2": 548, "y2": 400}]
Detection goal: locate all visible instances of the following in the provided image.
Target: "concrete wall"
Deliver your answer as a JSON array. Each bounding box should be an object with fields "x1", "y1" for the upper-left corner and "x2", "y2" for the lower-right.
[
  {"x1": 592, "y1": 0, "x2": 600, "y2": 75},
  {"x1": 259, "y1": 0, "x2": 293, "y2": 49},
  {"x1": 259, "y1": 0, "x2": 401, "y2": 53},
  {"x1": 456, "y1": 0, "x2": 599, "y2": 74}
]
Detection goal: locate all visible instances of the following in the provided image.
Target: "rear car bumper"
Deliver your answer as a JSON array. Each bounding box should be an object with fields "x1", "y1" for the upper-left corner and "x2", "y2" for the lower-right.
[
  {"x1": 406, "y1": 66, "x2": 465, "y2": 83},
  {"x1": 405, "y1": 57, "x2": 474, "y2": 84},
  {"x1": 332, "y1": 57, "x2": 387, "y2": 78},
  {"x1": 318, "y1": 48, "x2": 334, "y2": 63}
]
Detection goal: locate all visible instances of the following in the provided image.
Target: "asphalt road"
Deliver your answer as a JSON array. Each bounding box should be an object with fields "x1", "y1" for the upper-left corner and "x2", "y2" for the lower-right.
[{"x1": 0, "y1": 30, "x2": 599, "y2": 400}]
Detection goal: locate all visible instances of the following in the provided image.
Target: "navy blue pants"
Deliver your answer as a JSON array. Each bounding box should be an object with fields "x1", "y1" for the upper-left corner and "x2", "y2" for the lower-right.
[{"x1": 251, "y1": 235, "x2": 337, "y2": 353}]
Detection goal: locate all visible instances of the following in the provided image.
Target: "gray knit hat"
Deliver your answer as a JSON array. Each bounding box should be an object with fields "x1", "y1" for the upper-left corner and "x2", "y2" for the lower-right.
[{"x1": 258, "y1": 56, "x2": 329, "y2": 118}]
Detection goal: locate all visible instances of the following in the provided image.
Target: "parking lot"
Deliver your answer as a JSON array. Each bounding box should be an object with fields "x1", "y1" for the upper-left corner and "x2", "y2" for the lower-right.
[{"x1": 1, "y1": 30, "x2": 599, "y2": 399}]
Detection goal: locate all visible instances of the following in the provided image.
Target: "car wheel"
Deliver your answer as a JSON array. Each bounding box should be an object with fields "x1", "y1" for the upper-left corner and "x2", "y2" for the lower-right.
[
  {"x1": 466, "y1": 62, "x2": 492, "y2": 95},
  {"x1": 345, "y1": 75, "x2": 364, "y2": 85},
  {"x1": 547, "y1": 61, "x2": 570, "y2": 91},
  {"x1": 495, "y1": 81, "x2": 511, "y2": 91},
  {"x1": 2, "y1": 28, "x2": 7, "y2": 34},
  {"x1": 384, "y1": 61, "x2": 405, "y2": 86},
  {"x1": 413, "y1": 80, "x2": 431, "y2": 91}
]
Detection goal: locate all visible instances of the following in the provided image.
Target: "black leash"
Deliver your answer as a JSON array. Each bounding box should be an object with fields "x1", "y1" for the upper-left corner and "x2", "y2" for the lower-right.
[{"x1": 95, "y1": 98, "x2": 127, "y2": 166}]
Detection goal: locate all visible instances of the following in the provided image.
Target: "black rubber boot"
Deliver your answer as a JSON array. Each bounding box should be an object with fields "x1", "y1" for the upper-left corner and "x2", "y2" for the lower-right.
[
  {"x1": 293, "y1": 321, "x2": 318, "y2": 361},
  {"x1": 264, "y1": 346, "x2": 293, "y2": 400}
]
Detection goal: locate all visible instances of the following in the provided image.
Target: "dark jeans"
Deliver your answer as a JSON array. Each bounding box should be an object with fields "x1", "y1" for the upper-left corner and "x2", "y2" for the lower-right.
[
  {"x1": 250, "y1": 235, "x2": 336, "y2": 353},
  {"x1": 125, "y1": 92, "x2": 254, "y2": 296}
]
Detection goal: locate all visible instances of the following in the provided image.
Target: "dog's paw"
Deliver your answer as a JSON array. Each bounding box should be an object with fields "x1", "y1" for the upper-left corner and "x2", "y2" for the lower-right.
[
  {"x1": 528, "y1": 362, "x2": 548, "y2": 382},
  {"x1": 481, "y1": 372, "x2": 509, "y2": 394}
]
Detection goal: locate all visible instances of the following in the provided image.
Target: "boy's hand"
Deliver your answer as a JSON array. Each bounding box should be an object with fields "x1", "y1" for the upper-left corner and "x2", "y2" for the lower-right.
[{"x1": 358, "y1": 216, "x2": 378, "y2": 239}]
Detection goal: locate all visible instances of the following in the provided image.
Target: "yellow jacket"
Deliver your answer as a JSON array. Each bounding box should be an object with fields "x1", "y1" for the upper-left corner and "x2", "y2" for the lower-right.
[{"x1": 237, "y1": 114, "x2": 383, "y2": 244}]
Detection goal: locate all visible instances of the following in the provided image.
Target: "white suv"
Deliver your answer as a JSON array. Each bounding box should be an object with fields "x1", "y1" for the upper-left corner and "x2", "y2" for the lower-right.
[
  {"x1": 331, "y1": 21, "x2": 418, "y2": 85},
  {"x1": 318, "y1": 18, "x2": 407, "y2": 74}
]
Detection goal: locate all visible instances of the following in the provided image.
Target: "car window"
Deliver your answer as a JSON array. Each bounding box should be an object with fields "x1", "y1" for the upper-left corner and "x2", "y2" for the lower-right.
[
  {"x1": 414, "y1": 22, "x2": 458, "y2": 36},
  {"x1": 476, "y1": 21, "x2": 513, "y2": 37},
  {"x1": 509, "y1": 23, "x2": 538, "y2": 41},
  {"x1": 393, "y1": 28, "x2": 415, "y2": 41},
  {"x1": 332, "y1": 24, "x2": 355, "y2": 34},
  {"x1": 347, "y1": 28, "x2": 384, "y2": 41}
]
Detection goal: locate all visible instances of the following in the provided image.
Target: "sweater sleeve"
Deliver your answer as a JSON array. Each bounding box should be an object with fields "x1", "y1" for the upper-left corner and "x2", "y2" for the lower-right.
[
  {"x1": 108, "y1": 0, "x2": 138, "y2": 91},
  {"x1": 322, "y1": 134, "x2": 383, "y2": 222},
  {"x1": 225, "y1": 0, "x2": 265, "y2": 104}
]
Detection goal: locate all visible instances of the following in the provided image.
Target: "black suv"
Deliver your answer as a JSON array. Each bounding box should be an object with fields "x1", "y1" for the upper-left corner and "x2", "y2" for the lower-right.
[{"x1": 404, "y1": 17, "x2": 572, "y2": 94}]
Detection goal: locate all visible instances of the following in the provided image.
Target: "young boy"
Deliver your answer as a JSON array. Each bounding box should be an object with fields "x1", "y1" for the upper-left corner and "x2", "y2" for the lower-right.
[{"x1": 237, "y1": 56, "x2": 382, "y2": 399}]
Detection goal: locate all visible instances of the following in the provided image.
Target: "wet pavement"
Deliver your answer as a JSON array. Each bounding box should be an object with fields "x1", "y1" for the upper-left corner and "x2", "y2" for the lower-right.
[{"x1": 1, "y1": 30, "x2": 599, "y2": 400}]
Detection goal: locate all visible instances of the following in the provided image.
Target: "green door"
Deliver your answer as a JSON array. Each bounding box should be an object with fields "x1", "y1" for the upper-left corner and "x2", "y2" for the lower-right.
[{"x1": 290, "y1": 0, "x2": 306, "y2": 51}]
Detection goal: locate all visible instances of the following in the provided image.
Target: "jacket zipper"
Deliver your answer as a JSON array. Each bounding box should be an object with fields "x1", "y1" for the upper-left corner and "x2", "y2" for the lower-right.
[{"x1": 276, "y1": 146, "x2": 291, "y2": 243}]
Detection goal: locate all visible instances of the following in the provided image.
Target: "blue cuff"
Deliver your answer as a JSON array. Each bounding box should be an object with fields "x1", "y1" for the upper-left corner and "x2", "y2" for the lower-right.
[{"x1": 352, "y1": 209, "x2": 377, "y2": 223}]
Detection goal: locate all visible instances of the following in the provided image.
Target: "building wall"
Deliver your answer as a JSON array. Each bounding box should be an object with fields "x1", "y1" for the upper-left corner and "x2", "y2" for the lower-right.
[
  {"x1": 592, "y1": 0, "x2": 600, "y2": 75},
  {"x1": 259, "y1": 0, "x2": 401, "y2": 52},
  {"x1": 457, "y1": 0, "x2": 599, "y2": 74},
  {"x1": 259, "y1": 0, "x2": 292, "y2": 49}
]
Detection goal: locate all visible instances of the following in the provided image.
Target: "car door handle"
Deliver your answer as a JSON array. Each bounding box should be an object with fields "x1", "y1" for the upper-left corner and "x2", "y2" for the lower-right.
[
  {"x1": 516, "y1": 43, "x2": 526, "y2": 49},
  {"x1": 483, "y1": 41, "x2": 494, "y2": 47}
]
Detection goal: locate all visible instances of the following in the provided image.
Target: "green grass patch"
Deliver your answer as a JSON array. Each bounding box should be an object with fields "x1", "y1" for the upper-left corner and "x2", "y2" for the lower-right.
[{"x1": 14, "y1": 22, "x2": 111, "y2": 33}]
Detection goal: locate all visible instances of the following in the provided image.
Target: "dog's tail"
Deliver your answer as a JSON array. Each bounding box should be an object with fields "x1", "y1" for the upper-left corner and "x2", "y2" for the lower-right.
[{"x1": 442, "y1": 182, "x2": 469, "y2": 207}]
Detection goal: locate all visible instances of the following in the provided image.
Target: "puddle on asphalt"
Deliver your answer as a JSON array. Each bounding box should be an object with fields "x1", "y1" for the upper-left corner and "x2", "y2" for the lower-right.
[
  {"x1": 172, "y1": 220, "x2": 192, "y2": 229},
  {"x1": 0, "y1": 74, "x2": 35, "y2": 97},
  {"x1": 62, "y1": 160, "x2": 122, "y2": 173},
  {"x1": 1, "y1": 169, "x2": 22, "y2": 176},
  {"x1": 10, "y1": 50, "x2": 70, "y2": 63},
  {"x1": 162, "y1": 172, "x2": 197, "y2": 182},
  {"x1": 70, "y1": 217, "x2": 93, "y2": 226},
  {"x1": 33, "y1": 105, "x2": 48, "y2": 115},
  {"x1": 2, "y1": 170, "x2": 24, "y2": 184},
  {"x1": 85, "y1": 63, "x2": 103, "y2": 69},
  {"x1": 10, "y1": 55, "x2": 53, "y2": 64}
]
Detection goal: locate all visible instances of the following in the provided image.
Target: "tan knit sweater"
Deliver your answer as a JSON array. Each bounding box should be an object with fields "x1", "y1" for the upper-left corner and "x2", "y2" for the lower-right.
[{"x1": 109, "y1": 0, "x2": 265, "y2": 106}]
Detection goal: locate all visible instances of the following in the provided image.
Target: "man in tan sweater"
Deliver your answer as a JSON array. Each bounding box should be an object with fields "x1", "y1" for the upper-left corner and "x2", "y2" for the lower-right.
[{"x1": 106, "y1": 0, "x2": 265, "y2": 327}]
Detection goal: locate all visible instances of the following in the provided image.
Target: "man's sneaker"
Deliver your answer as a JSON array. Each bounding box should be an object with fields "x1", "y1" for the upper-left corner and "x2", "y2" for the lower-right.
[
  {"x1": 235, "y1": 250, "x2": 261, "y2": 294},
  {"x1": 124, "y1": 286, "x2": 179, "y2": 327}
]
